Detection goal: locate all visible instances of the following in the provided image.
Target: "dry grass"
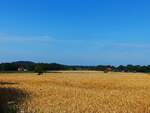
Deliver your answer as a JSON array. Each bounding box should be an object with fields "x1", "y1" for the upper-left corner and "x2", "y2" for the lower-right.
[{"x1": 0, "y1": 71, "x2": 150, "y2": 113}]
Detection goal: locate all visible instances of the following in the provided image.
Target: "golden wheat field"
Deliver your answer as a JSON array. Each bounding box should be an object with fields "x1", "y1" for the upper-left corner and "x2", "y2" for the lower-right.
[{"x1": 1, "y1": 71, "x2": 150, "y2": 113}]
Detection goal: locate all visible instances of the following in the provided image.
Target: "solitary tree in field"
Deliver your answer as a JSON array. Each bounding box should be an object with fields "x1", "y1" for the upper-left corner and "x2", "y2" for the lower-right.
[
  {"x1": 34, "y1": 65, "x2": 44, "y2": 75},
  {"x1": 104, "y1": 67, "x2": 112, "y2": 73}
]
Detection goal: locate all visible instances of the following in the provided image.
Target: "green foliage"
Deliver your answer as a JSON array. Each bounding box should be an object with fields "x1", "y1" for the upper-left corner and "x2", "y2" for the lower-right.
[
  {"x1": 1, "y1": 61, "x2": 150, "y2": 73},
  {"x1": 7, "y1": 104, "x2": 17, "y2": 113},
  {"x1": 34, "y1": 65, "x2": 44, "y2": 75}
]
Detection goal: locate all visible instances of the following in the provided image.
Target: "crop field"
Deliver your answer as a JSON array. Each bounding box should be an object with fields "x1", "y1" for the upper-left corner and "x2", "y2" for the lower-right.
[{"x1": 1, "y1": 71, "x2": 150, "y2": 113}]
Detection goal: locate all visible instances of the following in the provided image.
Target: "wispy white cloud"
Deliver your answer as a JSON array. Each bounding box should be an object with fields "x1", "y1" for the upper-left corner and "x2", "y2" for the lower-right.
[
  {"x1": 0, "y1": 34, "x2": 54, "y2": 44},
  {"x1": 0, "y1": 33, "x2": 150, "y2": 49},
  {"x1": 109, "y1": 43, "x2": 150, "y2": 49}
]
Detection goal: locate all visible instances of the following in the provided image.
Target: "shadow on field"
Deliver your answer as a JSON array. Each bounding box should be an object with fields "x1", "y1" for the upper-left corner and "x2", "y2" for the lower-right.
[
  {"x1": 0, "y1": 82, "x2": 17, "y2": 85},
  {"x1": 0, "y1": 82, "x2": 28, "y2": 113}
]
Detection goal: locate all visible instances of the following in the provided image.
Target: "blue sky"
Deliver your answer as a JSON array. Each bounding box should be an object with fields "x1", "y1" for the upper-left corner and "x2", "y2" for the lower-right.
[{"x1": 0, "y1": 0, "x2": 150, "y2": 65}]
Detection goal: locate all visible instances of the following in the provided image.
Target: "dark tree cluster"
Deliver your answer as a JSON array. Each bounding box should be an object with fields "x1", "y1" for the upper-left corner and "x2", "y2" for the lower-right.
[{"x1": 0, "y1": 61, "x2": 150, "y2": 73}]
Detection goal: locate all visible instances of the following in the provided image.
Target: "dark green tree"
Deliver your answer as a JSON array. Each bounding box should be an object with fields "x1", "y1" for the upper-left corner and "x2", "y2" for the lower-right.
[{"x1": 34, "y1": 65, "x2": 44, "y2": 75}]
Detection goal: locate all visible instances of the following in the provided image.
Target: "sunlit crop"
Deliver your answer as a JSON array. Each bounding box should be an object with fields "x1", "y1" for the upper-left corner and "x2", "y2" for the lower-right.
[{"x1": 0, "y1": 71, "x2": 150, "y2": 113}]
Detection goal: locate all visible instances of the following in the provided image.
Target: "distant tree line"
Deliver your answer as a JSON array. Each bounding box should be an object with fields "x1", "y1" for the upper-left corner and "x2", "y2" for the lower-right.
[{"x1": 0, "y1": 61, "x2": 150, "y2": 73}]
